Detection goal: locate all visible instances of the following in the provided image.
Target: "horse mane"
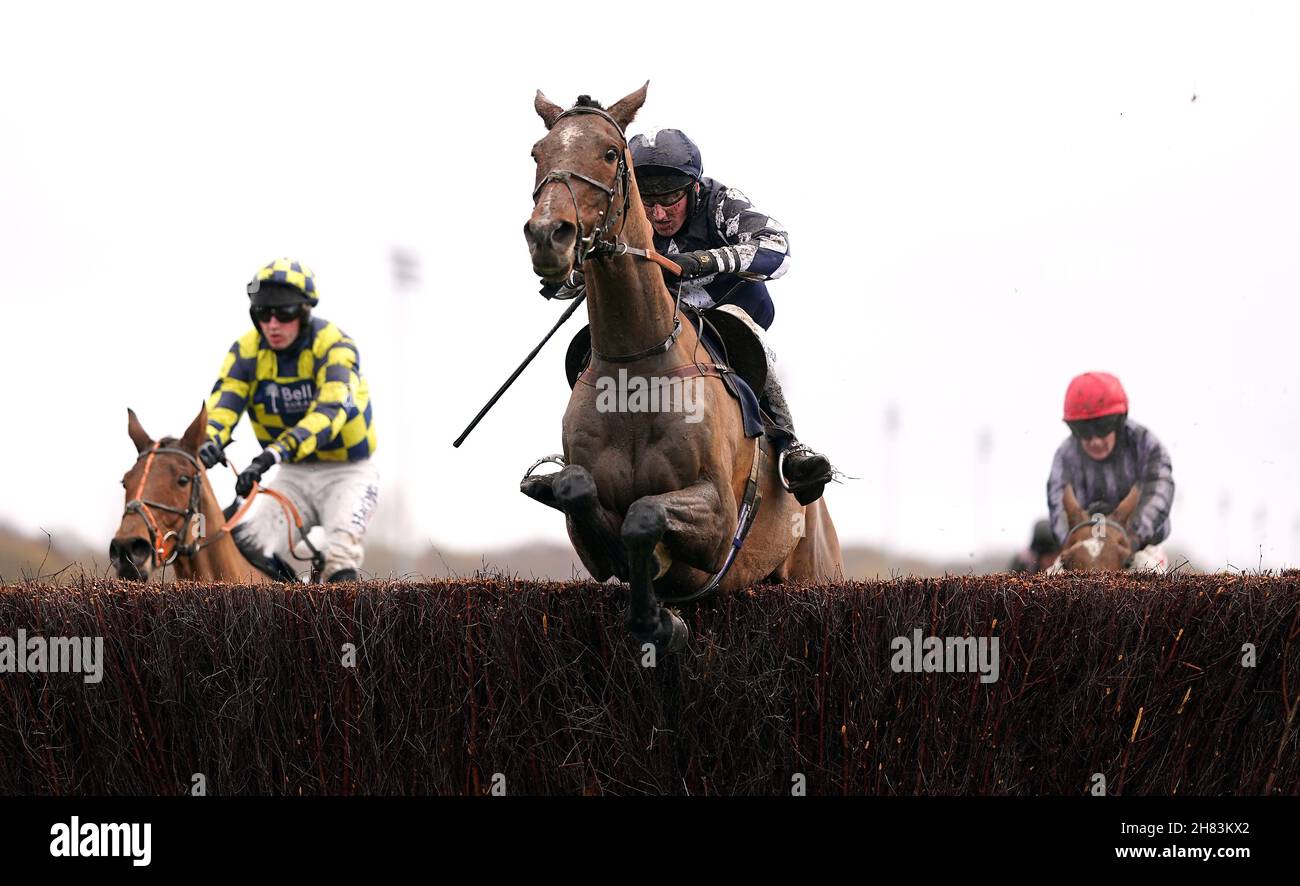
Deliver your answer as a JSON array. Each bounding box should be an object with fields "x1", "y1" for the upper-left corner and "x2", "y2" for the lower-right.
[{"x1": 574, "y1": 95, "x2": 604, "y2": 110}]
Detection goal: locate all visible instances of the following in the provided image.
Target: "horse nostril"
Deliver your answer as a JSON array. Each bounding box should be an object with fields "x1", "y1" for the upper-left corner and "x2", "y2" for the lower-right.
[
  {"x1": 526, "y1": 218, "x2": 576, "y2": 254},
  {"x1": 547, "y1": 220, "x2": 576, "y2": 250},
  {"x1": 110, "y1": 538, "x2": 150, "y2": 579},
  {"x1": 128, "y1": 539, "x2": 152, "y2": 565}
]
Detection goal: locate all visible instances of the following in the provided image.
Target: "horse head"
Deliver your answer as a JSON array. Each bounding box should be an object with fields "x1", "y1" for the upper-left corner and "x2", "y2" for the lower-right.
[
  {"x1": 524, "y1": 83, "x2": 649, "y2": 283},
  {"x1": 110, "y1": 405, "x2": 210, "y2": 581},
  {"x1": 1058, "y1": 483, "x2": 1140, "y2": 572}
]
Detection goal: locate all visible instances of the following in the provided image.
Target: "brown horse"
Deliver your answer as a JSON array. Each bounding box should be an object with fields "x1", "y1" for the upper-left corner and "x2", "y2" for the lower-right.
[
  {"x1": 1056, "y1": 484, "x2": 1140, "y2": 572},
  {"x1": 522, "y1": 84, "x2": 841, "y2": 651},
  {"x1": 110, "y1": 405, "x2": 272, "y2": 583}
]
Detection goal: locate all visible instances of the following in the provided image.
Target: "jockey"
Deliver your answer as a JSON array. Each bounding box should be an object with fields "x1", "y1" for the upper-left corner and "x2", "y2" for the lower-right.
[
  {"x1": 1008, "y1": 519, "x2": 1061, "y2": 573},
  {"x1": 625, "y1": 128, "x2": 834, "y2": 506},
  {"x1": 1047, "y1": 372, "x2": 1175, "y2": 572},
  {"x1": 198, "y1": 258, "x2": 380, "y2": 582}
]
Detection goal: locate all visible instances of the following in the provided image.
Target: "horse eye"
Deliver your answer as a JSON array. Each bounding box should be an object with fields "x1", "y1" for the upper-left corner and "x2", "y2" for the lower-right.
[
  {"x1": 604, "y1": 148, "x2": 618, "y2": 162},
  {"x1": 178, "y1": 475, "x2": 190, "y2": 487}
]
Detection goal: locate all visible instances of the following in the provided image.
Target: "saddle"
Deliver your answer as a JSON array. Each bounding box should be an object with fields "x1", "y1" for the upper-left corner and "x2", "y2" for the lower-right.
[{"x1": 564, "y1": 305, "x2": 768, "y2": 396}]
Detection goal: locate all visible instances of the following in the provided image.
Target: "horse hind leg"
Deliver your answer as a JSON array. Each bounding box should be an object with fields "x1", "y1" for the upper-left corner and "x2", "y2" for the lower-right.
[
  {"x1": 778, "y1": 499, "x2": 843, "y2": 582},
  {"x1": 621, "y1": 497, "x2": 689, "y2": 653}
]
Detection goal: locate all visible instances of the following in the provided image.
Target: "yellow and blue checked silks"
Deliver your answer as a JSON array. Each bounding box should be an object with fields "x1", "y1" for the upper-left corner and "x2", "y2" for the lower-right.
[
  {"x1": 253, "y1": 258, "x2": 319, "y2": 305},
  {"x1": 205, "y1": 317, "x2": 376, "y2": 462}
]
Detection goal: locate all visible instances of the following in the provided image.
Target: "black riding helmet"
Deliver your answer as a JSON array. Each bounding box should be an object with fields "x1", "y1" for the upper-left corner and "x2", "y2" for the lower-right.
[
  {"x1": 1030, "y1": 519, "x2": 1059, "y2": 554},
  {"x1": 630, "y1": 129, "x2": 703, "y2": 216}
]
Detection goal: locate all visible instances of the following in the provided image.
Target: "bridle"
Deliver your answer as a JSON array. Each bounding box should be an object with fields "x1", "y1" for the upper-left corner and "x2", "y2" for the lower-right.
[
  {"x1": 531, "y1": 104, "x2": 683, "y2": 363},
  {"x1": 122, "y1": 442, "x2": 323, "y2": 573},
  {"x1": 531, "y1": 106, "x2": 632, "y2": 268},
  {"x1": 122, "y1": 443, "x2": 220, "y2": 568}
]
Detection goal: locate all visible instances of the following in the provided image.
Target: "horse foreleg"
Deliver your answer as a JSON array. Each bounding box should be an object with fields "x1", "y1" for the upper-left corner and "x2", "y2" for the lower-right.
[
  {"x1": 622, "y1": 481, "x2": 729, "y2": 652},
  {"x1": 552, "y1": 464, "x2": 627, "y2": 580},
  {"x1": 622, "y1": 496, "x2": 691, "y2": 653},
  {"x1": 629, "y1": 480, "x2": 731, "y2": 574}
]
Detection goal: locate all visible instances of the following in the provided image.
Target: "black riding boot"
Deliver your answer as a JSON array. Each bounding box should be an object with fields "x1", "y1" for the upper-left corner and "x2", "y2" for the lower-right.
[
  {"x1": 761, "y1": 375, "x2": 833, "y2": 506},
  {"x1": 230, "y1": 527, "x2": 299, "y2": 582}
]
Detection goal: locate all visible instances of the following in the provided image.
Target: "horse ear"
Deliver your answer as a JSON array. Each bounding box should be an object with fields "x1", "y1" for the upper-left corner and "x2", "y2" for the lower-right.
[
  {"x1": 1062, "y1": 484, "x2": 1085, "y2": 530},
  {"x1": 607, "y1": 81, "x2": 649, "y2": 131},
  {"x1": 1112, "y1": 484, "x2": 1141, "y2": 527},
  {"x1": 535, "y1": 90, "x2": 564, "y2": 129},
  {"x1": 179, "y1": 403, "x2": 208, "y2": 453},
  {"x1": 127, "y1": 408, "x2": 153, "y2": 454}
]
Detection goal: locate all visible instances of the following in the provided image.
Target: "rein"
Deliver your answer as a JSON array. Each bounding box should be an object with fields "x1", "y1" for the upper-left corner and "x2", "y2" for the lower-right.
[{"x1": 532, "y1": 104, "x2": 684, "y2": 364}]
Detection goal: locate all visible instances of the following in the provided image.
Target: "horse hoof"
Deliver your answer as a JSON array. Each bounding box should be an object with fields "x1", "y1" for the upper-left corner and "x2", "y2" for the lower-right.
[
  {"x1": 628, "y1": 608, "x2": 689, "y2": 654},
  {"x1": 658, "y1": 609, "x2": 690, "y2": 654},
  {"x1": 520, "y1": 474, "x2": 558, "y2": 508}
]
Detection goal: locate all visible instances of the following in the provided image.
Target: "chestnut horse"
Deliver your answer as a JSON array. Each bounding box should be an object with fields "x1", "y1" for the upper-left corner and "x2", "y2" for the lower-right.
[
  {"x1": 522, "y1": 84, "x2": 841, "y2": 651},
  {"x1": 1054, "y1": 484, "x2": 1141, "y2": 572},
  {"x1": 110, "y1": 405, "x2": 272, "y2": 583}
]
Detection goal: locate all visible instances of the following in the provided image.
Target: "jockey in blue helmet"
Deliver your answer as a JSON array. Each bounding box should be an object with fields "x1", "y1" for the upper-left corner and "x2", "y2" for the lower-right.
[{"x1": 627, "y1": 128, "x2": 833, "y2": 506}]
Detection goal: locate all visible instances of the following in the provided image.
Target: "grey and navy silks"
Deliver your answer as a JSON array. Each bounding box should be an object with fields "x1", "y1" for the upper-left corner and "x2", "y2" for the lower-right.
[
  {"x1": 654, "y1": 178, "x2": 790, "y2": 331},
  {"x1": 1046, "y1": 418, "x2": 1175, "y2": 549}
]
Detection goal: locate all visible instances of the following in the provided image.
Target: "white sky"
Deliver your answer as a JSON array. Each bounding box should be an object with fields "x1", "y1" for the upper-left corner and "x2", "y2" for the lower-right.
[{"x1": 2, "y1": 1, "x2": 1297, "y2": 570}]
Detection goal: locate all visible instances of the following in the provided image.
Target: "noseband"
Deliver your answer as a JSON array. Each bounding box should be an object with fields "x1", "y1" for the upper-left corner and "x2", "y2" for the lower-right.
[{"x1": 532, "y1": 105, "x2": 682, "y2": 363}]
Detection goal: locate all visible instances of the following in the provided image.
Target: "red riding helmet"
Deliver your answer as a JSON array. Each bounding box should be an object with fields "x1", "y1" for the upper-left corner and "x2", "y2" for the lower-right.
[{"x1": 1063, "y1": 372, "x2": 1128, "y2": 421}]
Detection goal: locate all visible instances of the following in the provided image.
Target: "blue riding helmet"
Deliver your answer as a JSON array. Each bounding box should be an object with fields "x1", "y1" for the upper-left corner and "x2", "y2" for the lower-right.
[{"x1": 630, "y1": 129, "x2": 703, "y2": 195}]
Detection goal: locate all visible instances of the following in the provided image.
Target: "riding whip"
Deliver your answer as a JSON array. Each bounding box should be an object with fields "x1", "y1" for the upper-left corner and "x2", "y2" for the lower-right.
[{"x1": 452, "y1": 291, "x2": 586, "y2": 447}]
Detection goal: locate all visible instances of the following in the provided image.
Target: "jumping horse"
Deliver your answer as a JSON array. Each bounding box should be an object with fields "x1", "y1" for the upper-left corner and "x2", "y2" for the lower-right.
[{"x1": 521, "y1": 83, "x2": 842, "y2": 652}]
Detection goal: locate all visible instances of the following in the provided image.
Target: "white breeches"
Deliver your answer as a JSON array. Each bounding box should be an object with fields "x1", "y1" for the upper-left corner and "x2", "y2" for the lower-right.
[{"x1": 232, "y1": 459, "x2": 380, "y2": 579}]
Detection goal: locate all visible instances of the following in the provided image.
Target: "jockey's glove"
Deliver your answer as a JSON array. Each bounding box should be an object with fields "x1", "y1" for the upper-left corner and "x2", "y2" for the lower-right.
[
  {"x1": 673, "y1": 250, "x2": 717, "y2": 280},
  {"x1": 235, "y1": 451, "x2": 277, "y2": 498},
  {"x1": 197, "y1": 439, "x2": 227, "y2": 470}
]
